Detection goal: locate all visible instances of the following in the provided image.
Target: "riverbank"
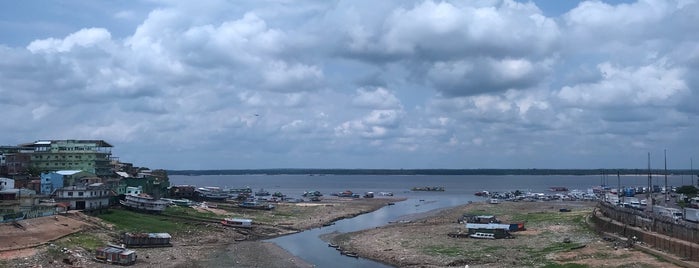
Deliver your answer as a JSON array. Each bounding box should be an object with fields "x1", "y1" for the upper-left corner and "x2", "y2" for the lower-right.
[
  {"x1": 330, "y1": 201, "x2": 682, "y2": 267},
  {"x1": 0, "y1": 197, "x2": 400, "y2": 267}
]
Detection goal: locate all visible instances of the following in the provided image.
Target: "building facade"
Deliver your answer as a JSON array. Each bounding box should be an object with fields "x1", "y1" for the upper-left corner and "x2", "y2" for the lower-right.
[
  {"x1": 0, "y1": 177, "x2": 14, "y2": 190},
  {"x1": 24, "y1": 140, "x2": 115, "y2": 177},
  {"x1": 53, "y1": 183, "x2": 111, "y2": 211}
]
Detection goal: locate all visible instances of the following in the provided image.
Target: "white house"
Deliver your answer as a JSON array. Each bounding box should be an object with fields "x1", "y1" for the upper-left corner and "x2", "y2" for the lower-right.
[{"x1": 54, "y1": 183, "x2": 111, "y2": 211}]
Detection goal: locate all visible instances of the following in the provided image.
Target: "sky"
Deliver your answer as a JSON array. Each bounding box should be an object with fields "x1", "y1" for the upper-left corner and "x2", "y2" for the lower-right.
[{"x1": 1, "y1": 0, "x2": 698, "y2": 170}]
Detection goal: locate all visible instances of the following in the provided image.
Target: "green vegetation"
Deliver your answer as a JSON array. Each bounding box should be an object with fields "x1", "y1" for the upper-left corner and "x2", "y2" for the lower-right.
[
  {"x1": 162, "y1": 206, "x2": 220, "y2": 220},
  {"x1": 424, "y1": 245, "x2": 467, "y2": 257},
  {"x1": 57, "y1": 233, "x2": 103, "y2": 251},
  {"x1": 675, "y1": 185, "x2": 698, "y2": 197},
  {"x1": 96, "y1": 209, "x2": 188, "y2": 233},
  {"x1": 542, "y1": 263, "x2": 589, "y2": 268}
]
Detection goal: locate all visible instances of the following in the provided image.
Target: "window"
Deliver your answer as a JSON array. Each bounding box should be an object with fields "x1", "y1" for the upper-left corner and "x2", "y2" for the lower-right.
[
  {"x1": 68, "y1": 192, "x2": 73, "y2": 196},
  {"x1": 78, "y1": 192, "x2": 83, "y2": 196}
]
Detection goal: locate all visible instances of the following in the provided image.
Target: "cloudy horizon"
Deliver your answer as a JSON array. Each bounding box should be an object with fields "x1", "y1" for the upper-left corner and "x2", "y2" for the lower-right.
[{"x1": 1, "y1": 0, "x2": 698, "y2": 170}]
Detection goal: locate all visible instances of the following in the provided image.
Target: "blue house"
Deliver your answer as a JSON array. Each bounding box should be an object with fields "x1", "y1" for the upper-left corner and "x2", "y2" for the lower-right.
[{"x1": 40, "y1": 170, "x2": 83, "y2": 195}]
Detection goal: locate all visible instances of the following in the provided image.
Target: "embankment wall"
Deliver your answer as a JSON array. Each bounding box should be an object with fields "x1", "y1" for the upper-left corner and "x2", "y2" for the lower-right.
[{"x1": 593, "y1": 202, "x2": 699, "y2": 261}]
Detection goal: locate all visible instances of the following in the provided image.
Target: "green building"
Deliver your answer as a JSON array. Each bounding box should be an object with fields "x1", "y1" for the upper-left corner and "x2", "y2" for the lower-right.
[{"x1": 23, "y1": 140, "x2": 115, "y2": 177}]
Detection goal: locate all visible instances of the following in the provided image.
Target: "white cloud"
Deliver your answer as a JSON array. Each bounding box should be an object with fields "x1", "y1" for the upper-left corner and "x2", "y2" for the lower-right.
[
  {"x1": 352, "y1": 87, "x2": 402, "y2": 109},
  {"x1": 0, "y1": 0, "x2": 698, "y2": 169},
  {"x1": 557, "y1": 61, "x2": 688, "y2": 107}
]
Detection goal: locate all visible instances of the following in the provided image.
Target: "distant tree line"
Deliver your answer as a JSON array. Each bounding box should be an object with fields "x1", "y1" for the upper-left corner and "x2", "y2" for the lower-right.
[{"x1": 167, "y1": 169, "x2": 699, "y2": 176}]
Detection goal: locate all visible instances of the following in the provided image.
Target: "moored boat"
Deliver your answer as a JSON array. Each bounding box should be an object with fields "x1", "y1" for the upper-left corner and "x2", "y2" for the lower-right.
[
  {"x1": 238, "y1": 201, "x2": 275, "y2": 210},
  {"x1": 195, "y1": 187, "x2": 229, "y2": 200},
  {"x1": 221, "y1": 218, "x2": 253, "y2": 228},
  {"x1": 120, "y1": 193, "x2": 169, "y2": 213},
  {"x1": 411, "y1": 186, "x2": 445, "y2": 191},
  {"x1": 255, "y1": 188, "x2": 270, "y2": 196},
  {"x1": 469, "y1": 232, "x2": 495, "y2": 239}
]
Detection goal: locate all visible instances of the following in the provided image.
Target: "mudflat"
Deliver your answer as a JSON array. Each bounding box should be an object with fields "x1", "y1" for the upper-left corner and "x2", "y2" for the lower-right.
[
  {"x1": 330, "y1": 201, "x2": 682, "y2": 267},
  {"x1": 0, "y1": 197, "x2": 398, "y2": 267}
]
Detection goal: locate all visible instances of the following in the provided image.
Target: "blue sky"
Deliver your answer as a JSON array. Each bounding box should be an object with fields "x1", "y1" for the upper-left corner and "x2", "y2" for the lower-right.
[{"x1": 1, "y1": 0, "x2": 698, "y2": 170}]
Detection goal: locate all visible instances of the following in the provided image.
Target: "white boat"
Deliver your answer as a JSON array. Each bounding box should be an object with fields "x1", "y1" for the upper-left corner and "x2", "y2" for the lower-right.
[
  {"x1": 469, "y1": 232, "x2": 495, "y2": 239},
  {"x1": 196, "y1": 187, "x2": 229, "y2": 200},
  {"x1": 221, "y1": 218, "x2": 253, "y2": 228},
  {"x1": 489, "y1": 198, "x2": 499, "y2": 204},
  {"x1": 120, "y1": 194, "x2": 169, "y2": 213}
]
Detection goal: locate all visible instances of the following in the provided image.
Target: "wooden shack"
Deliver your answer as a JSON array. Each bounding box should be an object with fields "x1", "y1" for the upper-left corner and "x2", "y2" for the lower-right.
[
  {"x1": 95, "y1": 245, "x2": 136, "y2": 265},
  {"x1": 122, "y1": 233, "x2": 172, "y2": 247}
]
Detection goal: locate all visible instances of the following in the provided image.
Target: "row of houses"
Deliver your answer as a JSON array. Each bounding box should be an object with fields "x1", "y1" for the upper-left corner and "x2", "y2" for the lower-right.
[{"x1": 0, "y1": 139, "x2": 170, "y2": 222}]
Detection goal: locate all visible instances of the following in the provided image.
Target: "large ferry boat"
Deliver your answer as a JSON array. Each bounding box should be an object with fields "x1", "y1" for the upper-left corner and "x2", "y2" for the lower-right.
[{"x1": 120, "y1": 193, "x2": 169, "y2": 213}]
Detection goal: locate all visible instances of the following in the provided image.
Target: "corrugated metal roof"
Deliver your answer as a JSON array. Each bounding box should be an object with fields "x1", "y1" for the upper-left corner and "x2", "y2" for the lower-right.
[{"x1": 115, "y1": 171, "x2": 131, "y2": 178}]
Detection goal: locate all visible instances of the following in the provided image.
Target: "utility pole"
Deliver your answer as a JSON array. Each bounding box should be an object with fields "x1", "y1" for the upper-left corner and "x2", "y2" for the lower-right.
[
  {"x1": 665, "y1": 149, "x2": 669, "y2": 203},
  {"x1": 617, "y1": 171, "x2": 622, "y2": 205},
  {"x1": 647, "y1": 152, "x2": 653, "y2": 212}
]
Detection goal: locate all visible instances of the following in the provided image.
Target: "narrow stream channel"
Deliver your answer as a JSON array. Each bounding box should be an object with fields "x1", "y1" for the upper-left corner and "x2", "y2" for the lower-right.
[{"x1": 269, "y1": 194, "x2": 480, "y2": 267}]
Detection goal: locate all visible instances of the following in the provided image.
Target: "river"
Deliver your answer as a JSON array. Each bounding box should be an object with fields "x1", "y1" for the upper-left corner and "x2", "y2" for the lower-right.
[{"x1": 170, "y1": 174, "x2": 688, "y2": 267}]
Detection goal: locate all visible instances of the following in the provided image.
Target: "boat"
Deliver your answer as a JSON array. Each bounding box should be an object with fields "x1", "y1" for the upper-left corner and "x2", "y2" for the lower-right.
[
  {"x1": 255, "y1": 188, "x2": 270, "y2": 196},
  {"x1": 120, "y1": 193, "x2": 169, "y2": 213},
  {"x1": 335, "y1": 190, "x2": 359, "y2": 198},
  {"x1": 171, "y1": 198, "x2": 195, "y2": 207},
  {"x1": 303, "y1": 191, "x2": 323, "y2": 197},
  {"x1": 469, "y1": 232, "x2": 495, "y2": 239},
  {"x1": 195, "y1": 187, "x2": 229, "y2": 200},
  {"x1": 363, "y1": 192, "x2": 374, "y2": 198},
  {"x1": 227, "y1": 187, "x2": 252, "y2": 194},
  {"x1": 379, "y1": 192, "x2": 393, "y2": 196},
  {"x1": 549, "y1": 187, "x2": 569, "y2": 192},
  {"x1": 238, "y1": 201, "x2": 275, "y2": 210},
  {"x1": 221, "y1": 218, "x2": 253, "y2": 228},
  {"x1": 489, "y1": 198, "x2": 499, "y2": 204},
  {"x1": 328, "y1": 243, "x2": 339, "y2": 248},
  {"x1": 322, "y1": 222, "x2": 335, "y2": 227},
  {"x1": 411, "y1": 186, "x2": 445, "y2": 191},
  {"x1": 272, "y1": 192, "x2": 284, "y2": 198},
  {"x1": 475, "y1": 191, "x2": 489, "y2": 196}
]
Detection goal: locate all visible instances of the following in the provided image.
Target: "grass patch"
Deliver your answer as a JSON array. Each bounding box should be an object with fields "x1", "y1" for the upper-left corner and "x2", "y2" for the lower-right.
[
  {"x1": 96, "y1": 209, "x2": 187, "y2": 233},
  {"x1": 542, "y1": 263, "x2": 589, "y2": 268},
  {"x1": 57, "y1": 233, "x2": 103, "y2": 251},
  {"x1": 424, "y1": 245, "x2": 466, "y2": 257},
  {"x1": 162, "y1": 206, "x2": 221, "y2": 220}
]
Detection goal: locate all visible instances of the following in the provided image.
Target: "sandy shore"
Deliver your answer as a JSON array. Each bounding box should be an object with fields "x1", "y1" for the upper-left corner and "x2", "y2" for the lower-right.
[
  {"x1": 330, "y1": 200, "x2": 682, "y2": 268},
  {"x1": 0, "y1": 197, "x2": 400, "y2": 268}
]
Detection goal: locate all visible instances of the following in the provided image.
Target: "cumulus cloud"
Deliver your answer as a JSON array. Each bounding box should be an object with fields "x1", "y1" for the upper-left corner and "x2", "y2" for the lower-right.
[
  {"x1": 0, "y1": 0, "x2": 698, "y2": 169},
  {"x1": 557, "y1": 61, "x2": 688, "y2": 108},
  {"x1": 27, "y1": 28, "x2": 113, "y2": 53}
]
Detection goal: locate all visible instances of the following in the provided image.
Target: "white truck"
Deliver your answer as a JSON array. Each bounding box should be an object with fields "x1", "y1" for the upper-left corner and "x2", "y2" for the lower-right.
[
  {"x1": 684, "y1": 207, "x2": 699, "y2": 223},
  {"x1": 655, "y1": 206, "x2": 683, "y2": 221}
]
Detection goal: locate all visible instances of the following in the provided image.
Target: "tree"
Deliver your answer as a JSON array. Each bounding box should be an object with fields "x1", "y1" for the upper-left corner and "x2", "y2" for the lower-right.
[{"x1": 675, "y1": 185, "x2": 698, "y2": 197}]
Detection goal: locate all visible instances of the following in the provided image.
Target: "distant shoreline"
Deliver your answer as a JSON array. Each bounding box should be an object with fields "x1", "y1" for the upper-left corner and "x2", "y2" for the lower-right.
[{"x1": 167, "y1": 168, "x2": 699, "y2": 176}]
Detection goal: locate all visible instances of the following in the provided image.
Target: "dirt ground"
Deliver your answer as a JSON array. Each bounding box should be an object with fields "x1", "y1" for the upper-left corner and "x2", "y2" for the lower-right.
[
  {"x1": 0, "y1": 214, "x2": 89, "y2": 253},
  {"x1": 0, "y1": 197, "x2": 398, "y2": 268},
  {"x1": 2, "y1": 198, "x2": 686, "y2": 268},
  {"x1": 332, "y1": 201, "x2": 684, "y2": 268}
]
